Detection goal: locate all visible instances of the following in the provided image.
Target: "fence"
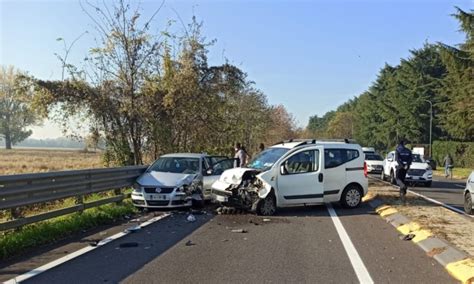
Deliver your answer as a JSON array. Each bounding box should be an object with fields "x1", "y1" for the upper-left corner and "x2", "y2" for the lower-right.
[{"x1": 0, "y1": 166, "x2": 148, "y2": 231}]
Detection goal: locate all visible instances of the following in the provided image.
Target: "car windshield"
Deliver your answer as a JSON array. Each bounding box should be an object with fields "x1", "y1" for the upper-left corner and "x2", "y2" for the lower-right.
[
  {"x1": 148, "y1": 157, "x2": 200, "y2": 174},
  {"x1": 247, "y1": 147, "x2": 289, "y2": 171},
  {"x1": 365, "y1": 153, "x2": 383, "y2": 161},
  {"x1": 412, "y1": 154, "x2": 424, "y2": 163}
]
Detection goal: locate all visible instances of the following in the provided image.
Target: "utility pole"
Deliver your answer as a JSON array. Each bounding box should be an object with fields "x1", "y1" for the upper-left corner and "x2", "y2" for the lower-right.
[{"x1": 424, "y1": 99, "x2": 433, "y2": 157}]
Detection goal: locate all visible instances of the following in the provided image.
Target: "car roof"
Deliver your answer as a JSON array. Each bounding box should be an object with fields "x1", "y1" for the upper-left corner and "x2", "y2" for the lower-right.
[
  {"x1": 160, "y1": 153, "x2": 206, "y2": 159},
  {"x1": 271, "y1": 139, "x2": 361, "y2": 150}
]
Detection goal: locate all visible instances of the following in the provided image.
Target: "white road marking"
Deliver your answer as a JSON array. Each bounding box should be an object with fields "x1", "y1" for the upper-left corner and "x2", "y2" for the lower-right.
[
  {"x1": 326, "y1": 204, "x2": 374, "y2": 284},
  {"x1": 5, "y1": 213, "x2": 171, "y2": 283},
  {"x1": 369, "y1": 176, "x2": 473, "y2": 219}
]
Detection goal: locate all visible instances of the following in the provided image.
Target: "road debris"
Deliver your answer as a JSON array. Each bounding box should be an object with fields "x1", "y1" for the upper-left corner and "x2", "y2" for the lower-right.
[
  {"x1": 119, "y1": 242, "x2": 139, "y2": 248},
  {"x1": 187, "y1": 214, "x2": 196, "y2": 222},
  {"x1": 185, "y1": 240, "x2": 196, "y2": 246},
  {"x1": 124, "y1": 225, "x2": 141, "y2": 233},
  {"x1": 401, "y1": 233, "x2": 416, "y2": 241},
  {"x1": 263, "y1": 218, "x2": 271, "y2": 222},
  {"x1": 231, "y1": 229, "x2": 248, "y2": 233}
]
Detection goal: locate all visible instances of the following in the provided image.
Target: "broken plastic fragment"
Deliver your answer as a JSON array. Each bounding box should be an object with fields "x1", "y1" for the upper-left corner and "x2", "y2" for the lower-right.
[
  {"x1": 231, "y1": 229, "x2": 248, "y2": 233},
  {"x1": 187, "y1": 214, "x2": 196, "y2": 222}
]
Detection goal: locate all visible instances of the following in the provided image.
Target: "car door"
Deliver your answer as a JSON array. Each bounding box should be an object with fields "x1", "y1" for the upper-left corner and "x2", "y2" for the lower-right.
[
  {"x1": 202, "y1": 158, "x2": 237, "y2": 196},
  {"x1": 276, "y1": 147, "x2": 324, "y2": 205}
]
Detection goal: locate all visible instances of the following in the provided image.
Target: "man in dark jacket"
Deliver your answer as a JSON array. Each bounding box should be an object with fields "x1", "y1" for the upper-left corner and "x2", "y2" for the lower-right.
[{"x1": 395, "y1": 139, "x2": 413, "y2": 202}]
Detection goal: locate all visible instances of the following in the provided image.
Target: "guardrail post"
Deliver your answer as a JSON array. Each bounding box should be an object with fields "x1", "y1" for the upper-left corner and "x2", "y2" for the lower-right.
[{"x1": 9, "y1": 207, "x2": 23, "y2": 231}]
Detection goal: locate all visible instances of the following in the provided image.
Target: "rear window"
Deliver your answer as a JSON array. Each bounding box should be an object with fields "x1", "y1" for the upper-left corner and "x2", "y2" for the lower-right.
[
  {"x1": 365, "y1": 153, "x2": 383, "y2": 161},
  {"x1": 325, "y1": 149, "x2": 360, "y2": 169}
]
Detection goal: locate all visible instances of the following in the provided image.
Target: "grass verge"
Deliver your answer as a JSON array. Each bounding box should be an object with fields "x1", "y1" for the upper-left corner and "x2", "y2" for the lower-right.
[
  {"x1": 0, "y1": 200, "x2": 137, "y2": 260},
  {"x1": 433, "y1": 167, "x2": 472, "y2": 180},
  {"x1": 364, "y1": 186, "x2": 474, "y2": 257}
]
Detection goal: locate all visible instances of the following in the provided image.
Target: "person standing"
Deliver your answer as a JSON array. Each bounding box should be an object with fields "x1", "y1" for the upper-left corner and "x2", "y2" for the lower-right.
[
  {"x1": 395, "y1": 139, "x2": 413, "y2": 203},
  {"x1": 234, "y1": 143, "x2": 247, "y2": 168},
  {"x1": 443, "y1": 154, "x2": 454, "y2": 179}
]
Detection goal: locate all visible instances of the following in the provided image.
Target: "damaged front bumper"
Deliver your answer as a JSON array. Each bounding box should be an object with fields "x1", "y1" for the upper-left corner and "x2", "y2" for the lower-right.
[{"x1": 211, "y1": 168, "x2": 272, "y2": 211}]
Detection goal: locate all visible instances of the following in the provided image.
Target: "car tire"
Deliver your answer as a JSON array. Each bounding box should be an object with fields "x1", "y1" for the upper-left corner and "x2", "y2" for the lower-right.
[
  {"x1": 340, "y1": 185, "x2": 363, "y2": 208},
  {"x1": 256, "y1": 192, "x2": 277, "y2": 216},
  {"x1": 424, "y1": 181, "x2": 432, "y2": 187},
  {"x1": 390, "y1": 170, "x2": 396, "y2": 185},
  {"x1": 381, "y1": 171, "x2": 386, "y2": 181},
  {"x1": 464, "y1": 192, "x2": 473, "y2": 215}
]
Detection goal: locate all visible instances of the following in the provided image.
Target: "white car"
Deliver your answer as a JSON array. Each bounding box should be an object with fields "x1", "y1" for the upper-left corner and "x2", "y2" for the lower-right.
[
  {"x1": 365, "y1": 152, "x2": 384, "y2": 174},
  {"x1": 131, "y1": 153, "x2": 235, "y2": 208},
  {"x1": 381, "y1": 151, "x2": 433, "y2": 187},
  {"x1": 464, "y1": 171, "x2": 473, "y2": 215},
  {"x1": 211, "y1": 139, "x2": 368, "y2": 215}
]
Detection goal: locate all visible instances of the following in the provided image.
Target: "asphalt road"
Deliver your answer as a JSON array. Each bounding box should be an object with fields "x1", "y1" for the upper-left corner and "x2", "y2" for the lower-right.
[
  {"x1": 19, "y1": 203, "x2": 456, "y2": 284},
  {"x1": 369, "y1": 173, "x2": 467, "y2": 211}
]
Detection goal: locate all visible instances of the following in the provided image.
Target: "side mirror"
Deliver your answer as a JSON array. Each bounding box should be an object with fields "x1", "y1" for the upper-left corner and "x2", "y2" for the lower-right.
[{"x1": 280, "y1": 164, "x2": 287, "y2": 175}]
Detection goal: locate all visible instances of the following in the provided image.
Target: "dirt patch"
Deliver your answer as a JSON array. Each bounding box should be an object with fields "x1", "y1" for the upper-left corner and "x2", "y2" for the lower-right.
[{"x1": 366, "y1": 185, "x2": 474, "y2": 257}]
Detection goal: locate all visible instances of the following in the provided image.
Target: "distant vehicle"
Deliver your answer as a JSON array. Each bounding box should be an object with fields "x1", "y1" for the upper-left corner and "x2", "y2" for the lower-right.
[
  {"x1": 131, "y1": 153, "x2": 235, "y2": 209},
  {"x1": 381, "y1": 151, "x2": 433, "y2": 187},
  {"x1": 464, "y1": 171, "x2": 474, "y2": 215},
  {"x1": 365, "y1": 152, "x2": 384, "y2": 174},
  {"x1": 362, "y1": 147, "x2": 375, "y2": 154},
  {"x1": 211, "y1": 139, "x2": 368, "y2": 215}
]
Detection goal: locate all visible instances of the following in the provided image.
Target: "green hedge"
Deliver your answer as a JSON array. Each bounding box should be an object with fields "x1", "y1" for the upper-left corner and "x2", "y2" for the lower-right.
[{"x1": 432, "y1": 141, "x2": 474, "y2": 168}]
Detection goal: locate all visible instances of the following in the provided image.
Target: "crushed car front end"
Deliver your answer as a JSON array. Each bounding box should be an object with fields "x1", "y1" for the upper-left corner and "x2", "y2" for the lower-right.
[{"x1": 211, "y1": 168, "x2": 273, "y2": 212}]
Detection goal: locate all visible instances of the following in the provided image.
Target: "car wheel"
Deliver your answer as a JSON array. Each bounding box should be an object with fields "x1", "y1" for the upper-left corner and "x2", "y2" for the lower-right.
[
  {"x1": 390, "y1": 170, "x2": 396, "y2": 185},
  {"x1": 257, "y1": 192, "x2": 276, "y2": 216},
  {"x1": 381, "y1": 171, "x2": 386, "y2": 181},
  {"x1": 464, "y1": 192, "x2": 473, "y2": 215},
  {"x1": 424, "y1": 181, "x2": 432, "y2": 187},
  {"x1": 340, "y1": 185, "x2": 362, "y2": 208}
]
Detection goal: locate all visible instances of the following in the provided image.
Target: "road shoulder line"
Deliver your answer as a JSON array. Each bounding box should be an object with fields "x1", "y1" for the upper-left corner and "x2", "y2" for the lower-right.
[
  {"x1": 4, "y1": 213, "x2": 171, "y2": 284},
  {"x1": 326, "y1": 204, "x2": 374, "y2": 284}
]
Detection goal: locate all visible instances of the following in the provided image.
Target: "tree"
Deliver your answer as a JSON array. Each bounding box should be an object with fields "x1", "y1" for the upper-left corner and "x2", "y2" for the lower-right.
[
  {"x1": 438, "y1": 7, "x2": 474, "y2": 140},
  {"x1": 326, "y1": 112, "x2": 354, "y2": 139},
  {"x1": 0, "y1": 66, "x2": 41, "y2": 149}
]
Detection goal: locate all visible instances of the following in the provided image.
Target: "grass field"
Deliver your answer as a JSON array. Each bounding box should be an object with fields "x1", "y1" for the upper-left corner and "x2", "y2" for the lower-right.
[
  {"x1": 0, "y1": 148, "x2": 103, "y2": 175},
  {"x1": 433, "y1": 167, "x2": 472, "y2": 180}
]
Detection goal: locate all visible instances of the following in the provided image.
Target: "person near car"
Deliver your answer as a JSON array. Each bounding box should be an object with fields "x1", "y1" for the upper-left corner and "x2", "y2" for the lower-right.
[
  {"x1": 395, "y1": 139, "x2": 413, "y2": 202},
  {"x1": 443, "y1": 154, "x2": 454, "y2": 178},
  {"x1": 234, "y1": 143, "x2": 247, "y2": 167},
  {"x1": 241, "y1": 146, "x2": 251, "y2": 166}
]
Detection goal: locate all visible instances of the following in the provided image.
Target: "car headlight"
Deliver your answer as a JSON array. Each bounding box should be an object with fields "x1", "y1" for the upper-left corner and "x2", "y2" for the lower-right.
[
  {"x1": 132, "y1": 182, "x2": 142, "y2": 192},
  {"x1": 176, "y1": 185, "x2": 186, "y2": 193}
]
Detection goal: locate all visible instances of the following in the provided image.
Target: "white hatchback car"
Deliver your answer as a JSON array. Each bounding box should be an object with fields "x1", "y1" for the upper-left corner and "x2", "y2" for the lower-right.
[
  {"x1": 131, "y1": 153, "x2": 235, "y2": 209},
  {"x1": 381, "y1": 151, "x2": 433, "y2": 187},
  {"x1": 211, "y1": 139, "x2": 368, "y2": 215},
  {"x1": 464, "y1": 171, "x2": 474, "y2": 215}
]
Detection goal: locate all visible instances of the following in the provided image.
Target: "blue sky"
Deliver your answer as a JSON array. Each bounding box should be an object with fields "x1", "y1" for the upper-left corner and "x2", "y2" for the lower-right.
[{"x1": 1, "y1": 0, "x2": 472, "y2": 138}]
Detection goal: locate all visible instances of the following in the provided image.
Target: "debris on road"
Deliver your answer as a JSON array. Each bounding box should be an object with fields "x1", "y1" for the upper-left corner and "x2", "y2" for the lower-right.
[
  {"x1": 124, "y1": 225, "x2": 141, "y2": 233},
  {"x1": 89, "y1": 241, "x2": 99, "y2": 247},
  {"x1": 231, "y1": 229, "x2": 248, "y2": 233},
  {"x1": 263, "y1": 218, "x2": 271, "y2": 222},
  {"x1": 401, "y1": 234, "x2": 416, "y2": 241},
  {"x1": 187, "y1": 214, "x2": 196, "y2": 222},
  {"x1": 185, "y1": 240, "x2": 196, "y2": 246},
  {"x1": 119, "y1": 242, "x2": 139, "y2": 248}
]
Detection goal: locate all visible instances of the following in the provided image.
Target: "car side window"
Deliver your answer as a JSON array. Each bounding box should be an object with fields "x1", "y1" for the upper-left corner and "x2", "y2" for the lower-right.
[
  {"x1": 283, "y1": 150, "x2": 318, "y2": 175},
  {"x1": 325, "y1": 149, "x2": 359, "y2": 169}
]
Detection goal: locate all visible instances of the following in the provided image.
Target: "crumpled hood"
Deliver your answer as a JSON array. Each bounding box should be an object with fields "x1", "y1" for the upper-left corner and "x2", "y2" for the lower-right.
[
  {"x1": 410, "y1": 162, "x2": 430, "y2": 170},
  {"x1": 216, "y1": 167, "x2": 256, "y2": 185},
  {"x1": 137, "y1": 171, "x2": 196, "y2": 187}
]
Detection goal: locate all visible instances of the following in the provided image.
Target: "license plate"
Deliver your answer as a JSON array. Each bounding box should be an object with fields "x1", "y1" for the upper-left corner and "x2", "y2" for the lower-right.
[
  {"x1": 412, "y1": 176, "x2": 419, "y2": 180},
  {"x1": 149, "y1": 194, "x2": 167, "y2": 200},
  {"x1": 215, "y1": 195, "x2": 228, "y2": 202}
]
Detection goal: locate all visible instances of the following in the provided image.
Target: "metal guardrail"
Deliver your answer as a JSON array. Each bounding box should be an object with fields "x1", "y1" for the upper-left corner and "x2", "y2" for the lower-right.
[{"x1": 0, "y1": 165, "x2": 148, "y2": 231}]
